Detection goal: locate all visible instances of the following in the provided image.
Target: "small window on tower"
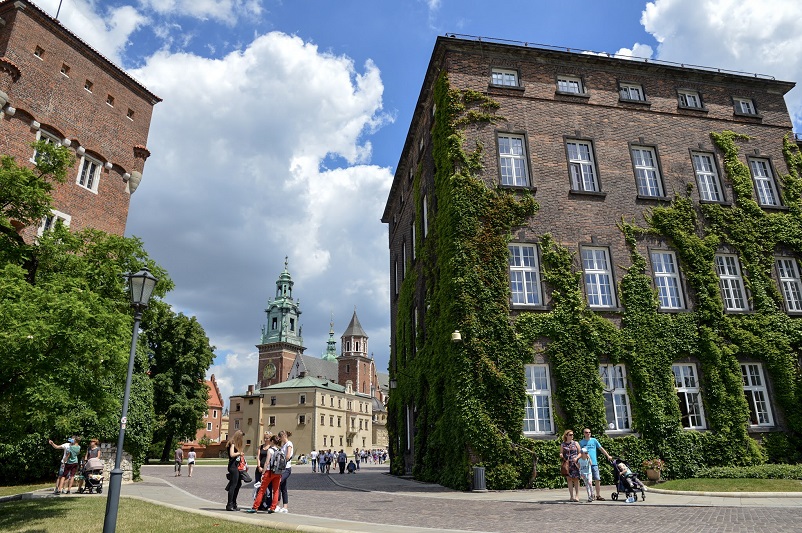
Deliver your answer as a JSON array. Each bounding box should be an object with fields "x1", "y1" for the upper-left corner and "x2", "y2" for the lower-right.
[
  {"x1": 126, "y1": 108, "x2": 134, "y2": 120},
  {"x1": 272, "y1": 317, "x2": 278, "y2": 330},
  {"x1": 84, "y1": 80, "x2": 93, "y2": 92},
  {"x1": 290, "y1": 318, "x2": 295, "y2": 331},
  {"x1": 34, "y1": 46, "x2": 44, "y2": 58},
  {"x1": 355, "y1": 341, "x2": 360, "y2": 351},
  {"x1": 60, "y1": 63, "x2": 70, "y2": 77},
  {"x1": 346, "y1": 364, "x2": 350, "y2": 373}
]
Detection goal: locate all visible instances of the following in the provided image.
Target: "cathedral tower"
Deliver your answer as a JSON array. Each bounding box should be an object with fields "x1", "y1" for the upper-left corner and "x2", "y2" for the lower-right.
[
  {"x1": 338, "y1": 310, "x2": 375, "y2": 395},
  {"x1": 257, "y1": 258, "x2": 305, "y2": 388}
]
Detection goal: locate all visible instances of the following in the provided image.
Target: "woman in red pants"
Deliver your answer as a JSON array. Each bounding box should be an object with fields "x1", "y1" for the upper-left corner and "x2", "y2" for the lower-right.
[{"x1": 246, "y1": 435, "x2": 281, "y2": 513}]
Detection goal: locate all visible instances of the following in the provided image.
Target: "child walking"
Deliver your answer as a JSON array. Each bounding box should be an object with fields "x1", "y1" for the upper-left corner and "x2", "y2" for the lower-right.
[{"x1": 578, "y1": 448, "x2": 594, "y2": 503}]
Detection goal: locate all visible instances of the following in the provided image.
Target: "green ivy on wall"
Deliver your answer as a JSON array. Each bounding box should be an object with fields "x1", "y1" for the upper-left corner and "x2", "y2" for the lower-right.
[{"x1": 388, "y1": 71, "x2": 802, "y2": 490}]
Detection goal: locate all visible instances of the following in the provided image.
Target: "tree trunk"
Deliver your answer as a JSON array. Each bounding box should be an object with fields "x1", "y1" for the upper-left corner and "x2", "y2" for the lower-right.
[{"x1": 161, "y1": 436, "x2": 174, "y2": 463}]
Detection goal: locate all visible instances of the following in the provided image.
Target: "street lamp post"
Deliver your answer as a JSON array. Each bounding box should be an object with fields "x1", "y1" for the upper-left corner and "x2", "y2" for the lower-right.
[{"x1": 102, "y1": 267, "x2": 158, "y2": 533}]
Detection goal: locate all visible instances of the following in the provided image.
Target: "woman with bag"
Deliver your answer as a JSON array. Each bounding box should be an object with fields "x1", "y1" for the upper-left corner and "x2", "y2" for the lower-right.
[
  {"x1": 559, "y1": 429, "x2": 581, "y2": 502},
  {"x1": 225, "y1": 430, "x2": 245, "y2": 511}
]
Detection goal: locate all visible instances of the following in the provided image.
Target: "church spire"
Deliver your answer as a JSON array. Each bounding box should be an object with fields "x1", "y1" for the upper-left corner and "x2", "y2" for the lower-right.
[
  {"x1": 260, "y1": 257, "x2": 303, "y2": 346},
  {"x1": 322, "y1": 312, "x2": 337, "y2": 361}
]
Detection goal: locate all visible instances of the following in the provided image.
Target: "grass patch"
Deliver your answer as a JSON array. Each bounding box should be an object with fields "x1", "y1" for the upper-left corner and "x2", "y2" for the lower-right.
[
  {"x1": 0, "y1": 483, "x2": 52, "y2": 497},
  {"x1": 0, "y1": 496, "x2": 292, "y2": 532},
  {"x1": 657, "y1": 478, "x2": 802, "y2": 492}
]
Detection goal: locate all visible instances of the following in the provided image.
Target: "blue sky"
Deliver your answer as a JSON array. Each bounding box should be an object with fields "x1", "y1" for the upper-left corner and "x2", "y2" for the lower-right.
[{"x1": 33, "y1": 0, "x2": 802, "y2": 406}]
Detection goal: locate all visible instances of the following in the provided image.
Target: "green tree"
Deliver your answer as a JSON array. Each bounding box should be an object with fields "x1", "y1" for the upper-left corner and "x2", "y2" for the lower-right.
[{"x1": 144, "y1": 301, "x2": 215, "y2": 461}]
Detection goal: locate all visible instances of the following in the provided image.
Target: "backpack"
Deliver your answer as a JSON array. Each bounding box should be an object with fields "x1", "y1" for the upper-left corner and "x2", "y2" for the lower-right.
[{"x1": 269, "y1": 447, "x2": 287, "y2": 474}]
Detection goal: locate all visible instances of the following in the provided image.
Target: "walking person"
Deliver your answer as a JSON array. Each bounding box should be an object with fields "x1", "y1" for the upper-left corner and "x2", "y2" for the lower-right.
[
  {"x1": 277, "y1": 430, "x2": 293, "y2": 513},
  {"x1": 559, "y1": 429, "x2": 581, "y2": 502},
  {"x1": 579, "y1": 427, "x2": 612, "y2": 501},
  {"x1": 187, "y1": 446, "x2": 196, "y2": 477},
  {"x1": 354, "y1": 448, "x2": 360, "y2": 470},
  {"x1": 77, "y1": 438, "x2": 101, "y2": 492},
  {"x1": 174, "y1": 445, "x2": 184, "y2": 477},
  {"x1": 247, "y1": 434, "x2": 281, "y2": 514},
  {"x1": 310, "y1": 449, "x2": 318, "y2": 472},
  {"x1": 48, "y1": 436, "x2": 75, "y2": 494},
  {"x1": 578, "y1": 448, "x2": 594, "y2": 502},
  {"x1": 225, "y1": 430, "x2": 245, "y2": 511},
  {"x1": 337, "y1": 449, "x2": 347, "y2": 474}
]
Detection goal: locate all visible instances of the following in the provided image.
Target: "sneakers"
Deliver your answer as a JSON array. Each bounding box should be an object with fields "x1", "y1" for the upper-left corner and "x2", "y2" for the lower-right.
[
  {"x1": 53, "y1": 490, "x2": 60, "y2": 495},
  {"x1": 267, "y1": 508, "x2": 275, "y2": 514},
  {"x1": 626, "y1": 496, "x2": 635, "y2": 503},
  {"x1": 245, "y1": 509, "x2": 257, "y2": 514},
  {"x1": 587, "y1": 497, "x2": 593, "y2": 502},
  {"x1": 277, "y1": 508, "x2": 288, "y2": 513}
]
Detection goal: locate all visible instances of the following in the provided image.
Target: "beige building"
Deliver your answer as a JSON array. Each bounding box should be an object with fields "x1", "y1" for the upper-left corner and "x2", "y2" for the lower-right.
[
  {"x1": 261, "y1": 375, "x2": 375, "y2": 456},
  {"x1": 229, "y1": 385, "x2": 264, "y2": 458}
]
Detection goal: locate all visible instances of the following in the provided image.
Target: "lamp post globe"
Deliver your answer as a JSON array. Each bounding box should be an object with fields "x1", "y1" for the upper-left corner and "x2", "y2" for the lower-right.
[{"x1": 102, "y1": 267, "x2": 158, "y2": 533}]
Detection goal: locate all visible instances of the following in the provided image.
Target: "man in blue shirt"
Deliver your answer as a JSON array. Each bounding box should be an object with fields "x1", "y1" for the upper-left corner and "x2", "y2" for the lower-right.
[{"x1": 579, "y1": 428, "x2": 611, "y2": 501}]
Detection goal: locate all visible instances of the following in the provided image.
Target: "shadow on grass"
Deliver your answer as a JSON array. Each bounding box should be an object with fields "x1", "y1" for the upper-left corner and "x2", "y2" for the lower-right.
[{"x1": 0, "y1": 498, "x2": 73, "y2": 531}]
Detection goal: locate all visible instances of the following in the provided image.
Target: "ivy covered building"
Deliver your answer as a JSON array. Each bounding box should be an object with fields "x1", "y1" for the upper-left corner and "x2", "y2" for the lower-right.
[{"x1": 383, "y1": 35, "x2": 802, "y2": 489}]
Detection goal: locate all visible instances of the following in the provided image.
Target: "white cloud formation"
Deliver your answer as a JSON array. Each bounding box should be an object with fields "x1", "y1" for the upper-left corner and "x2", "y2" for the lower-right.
[
  {"x1": 639, "y1": 0, "x2": 802, "y2": 126},
  {"x1": 126, "y1": 33, "x2": 393, "y2": 404},
  {"x1": 613, "y1": 43, "x2": 654, "y2": 60},
  {"x1": 139, "y1": 0, "x2": 263, "y2": 25},
  {"x1": 34, "y1": 0, "x2": 147, "y2": 64}
]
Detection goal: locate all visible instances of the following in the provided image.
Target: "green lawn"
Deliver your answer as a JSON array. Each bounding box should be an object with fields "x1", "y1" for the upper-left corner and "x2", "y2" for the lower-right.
[
  {"x1": 0, "y1": 483, "x2": 53, "y2": 497},
  {"x1": 657, "y1": 478, "x2": 802, "y2": 492},
  {"x1": 0, "y1": 497, "x2": 292, "y2": 533}
]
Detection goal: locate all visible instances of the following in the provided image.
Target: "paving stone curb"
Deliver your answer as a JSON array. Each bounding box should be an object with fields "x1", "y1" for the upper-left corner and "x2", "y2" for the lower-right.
[{"x1": 647, "y1": 487, "x2": 802, "y2": 498}]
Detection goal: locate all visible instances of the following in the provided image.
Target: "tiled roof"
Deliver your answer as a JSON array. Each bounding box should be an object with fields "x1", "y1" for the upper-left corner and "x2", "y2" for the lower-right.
[
  {"x1": 263, "y1": 375, "x2": 345, "y2": 392},
  {"x1": 342, "y1": 310, "x2": 367, "y2": 338}
]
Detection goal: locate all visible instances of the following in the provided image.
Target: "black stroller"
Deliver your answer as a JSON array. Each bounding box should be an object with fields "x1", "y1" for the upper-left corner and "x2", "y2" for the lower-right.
[
  {"x1": 609, "y1": 458, "x2": 645, "y2": 502},
  {"x1": 77, "y1": 457, "x2": 104, "y2": 494}
]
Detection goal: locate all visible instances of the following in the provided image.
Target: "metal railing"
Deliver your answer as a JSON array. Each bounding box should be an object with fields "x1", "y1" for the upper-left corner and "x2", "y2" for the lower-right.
[{"x1": 443, "y1": 33, "x2": 777, "y2": 81}]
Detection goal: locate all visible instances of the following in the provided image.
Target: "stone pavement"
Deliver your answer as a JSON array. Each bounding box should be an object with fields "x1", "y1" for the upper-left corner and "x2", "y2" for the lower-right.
[{"x1": 32, "y1": 463, "x2": 802, "y2": 532}]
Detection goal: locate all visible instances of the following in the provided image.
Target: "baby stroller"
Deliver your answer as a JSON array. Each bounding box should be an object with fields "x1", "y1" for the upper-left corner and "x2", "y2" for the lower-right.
[
  {"x1": 609, "y1": 458, "x2": 645, "y2": 502},
  {"x1": 78, "y1": 457, "x2": 104, "y2": 494}
]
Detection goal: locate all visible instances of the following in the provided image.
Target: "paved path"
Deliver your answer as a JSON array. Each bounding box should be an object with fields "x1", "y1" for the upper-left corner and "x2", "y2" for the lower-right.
[{"x1": 27, "y1": 463, "x2": 802, "y2": 532}]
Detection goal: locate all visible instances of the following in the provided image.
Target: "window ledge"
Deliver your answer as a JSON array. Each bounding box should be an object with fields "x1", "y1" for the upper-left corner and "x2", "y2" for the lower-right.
[
  {"x1": 523, "y1": 433, "x2": 557, "y2": 440},
  {"x1": 489, "y1": 84, "x2": 524, "y2": 92},
  {"x1": 569, "y1": 189, "x2": 606, "y2": 198},
  {"x1": 760, "y1": 204, "x2": 789, "y2": 211},
  {"x1": 733, "y1": 111, "x2": 763, "y2": 120},
  {"x1": 555, "y1": 91, "x2": 590, "y2": 99},
  {"x1": 784, "y1": 310, "x2": 802, "y2": 317},
  {"x1": 636, "y1": 195, "x2": 673, "y2": 202},
  {"x1": 590, "y1": 306, "x2": 624, "y2": 313},
  {"x1": 657, "y1": 307, "x2": 692, "y2": 314},
  {"x1": 618, "y1": 98, "x2": 651, "y2": 106},
  {"x1": 746, "y1": 426, "x2": 776, "y2": 433},
  {"x1": 500, "y1": 184, "x2": 537, "y2": 193},
  {"x1": 511, "y1": 304, "x2": 549, "y2": 311},
  {"x1": 699, "y1": 199, "x2": 732, "y2": 206},
  {"x1": 677, "y1": 105, "x2": 708, "y2": 113},
  {"x1": 723, "y1": 309, "x2": 754, "y2": 315}
]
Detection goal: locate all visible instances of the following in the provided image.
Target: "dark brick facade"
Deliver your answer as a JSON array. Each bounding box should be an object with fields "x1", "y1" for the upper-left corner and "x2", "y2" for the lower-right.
[{"x1": 0, "y1": 0, "x2": 160, "y2": 238}]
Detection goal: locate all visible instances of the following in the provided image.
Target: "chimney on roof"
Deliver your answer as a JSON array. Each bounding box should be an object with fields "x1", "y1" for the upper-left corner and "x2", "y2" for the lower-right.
[{"x1": 247, "y1": 384, "x2": 254, "y2": 395}]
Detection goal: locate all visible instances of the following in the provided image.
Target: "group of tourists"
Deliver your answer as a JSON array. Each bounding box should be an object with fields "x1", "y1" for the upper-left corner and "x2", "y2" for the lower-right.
[
  {"x1": 309, "y1": 448, "x2": 387, "y2": 474},
  {"x1": 47, "y1": 436, "x2": 101, "y2": 495},
  {"x1": 559, "y1": 428, "x2": 612, "y2": 502},
  {"x1": 223, "y1": 429, "x2": 293, "y2": 514}
]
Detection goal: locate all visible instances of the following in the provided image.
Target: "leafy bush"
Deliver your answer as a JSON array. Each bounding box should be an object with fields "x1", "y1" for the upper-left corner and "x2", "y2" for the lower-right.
[
  {"x1": 697, "y1": 464, "x2": 802, "y2": 479},
  {"x1": 0, "y1": 433, "x2": 60, "y2": 483}
]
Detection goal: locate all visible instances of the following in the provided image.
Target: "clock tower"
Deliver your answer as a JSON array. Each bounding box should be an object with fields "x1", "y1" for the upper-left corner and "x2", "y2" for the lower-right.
[{"x1": 257, "y1": 257, "x2": 305, "y2": 388}]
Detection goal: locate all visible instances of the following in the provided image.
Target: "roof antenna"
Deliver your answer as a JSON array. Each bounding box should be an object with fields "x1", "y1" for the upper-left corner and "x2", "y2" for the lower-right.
[{"x1": 56, "y1": 0, "x2": 64, "y2": 19}]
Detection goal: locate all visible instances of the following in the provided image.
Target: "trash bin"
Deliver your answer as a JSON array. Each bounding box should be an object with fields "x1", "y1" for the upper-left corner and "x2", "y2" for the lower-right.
[{"x1": 472, "y1": 466, "x2": 487, "y2": 492}]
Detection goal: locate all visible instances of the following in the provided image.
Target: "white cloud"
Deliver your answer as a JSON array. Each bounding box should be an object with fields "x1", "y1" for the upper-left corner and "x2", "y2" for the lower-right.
[
  {"x1": 613, "y1": 43, "x2": 654, "y2": 59},
  {"x1": 139, "y1": 0, "x2": 263, "y2": 25},
  {"x1": 126, "y1": 32, "x2": 393, "y2": 405},
  {"x1": 34, "y1": 0, "x2": 147, "y2": 64},
  {"x1": 639, "y1": 0, "x2": 802, "y2": 126}
]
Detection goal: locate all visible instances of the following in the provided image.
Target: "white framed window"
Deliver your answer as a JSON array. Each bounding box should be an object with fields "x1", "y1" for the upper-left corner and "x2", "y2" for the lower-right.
[
  {"x1": 582, "y1": 247, "x2": 615, "y2": 308},
  {"x1": 509, "y1": 244, "x2": 541, "y2": 306},
  {"x1": 715, "y1": 254, "x2": 748, "y2": 311},
  {"x1": 320, "y1": 414, "x2": 325, "y2": 425},
  {"x1": 776, "y1": 257, "x2": 802, "y2": 312},
  {"x1": 523, "y1": 364, "x2": 554, "y2": 434},
  {"x1": 599, "y1": 364, "x2": 631, "y2": 431},
  {"x1": 741, "y1": 363, "x2": 773, "y2": 427},
  {"x1": 402, "y1": 241, "x2": 407, "y2": 278},
  {"x1": 566, "y1": 140, "x2": 599, "y2": 192},
  {"x1": 206, "y1": 422, "x2": 212, "y2": 431},
  {"x1": 692, "y1": 153, "x2": 723, "y2": 202},
  {"x1": 394, "y1": 258, "x2": 399, "y2": 295},
  {"x1": 749, "y1": 159, "x2": 780, "y2": 207},
  {"x1": 678, "y1": 90, "x2": 702, "y2": 108},
  {"x1": 491, "y1": 68, "x2": 518, "y2": 87},
  {"x1": 631, "y1": 146, "x2": 664, "y2": 197},
  {"x1": 672, "y1": 364, "x2": 706, "y2": 429},
  {"x1": 619, "y1": 83, "x2": 645, "y2": 101},
  {"x1": 31, "y1": 129, "x2": 61, "y2": 164},
  {"x1": 299, "y1": 415, "x2": 306, "y2": 425},
  {"x1": 213, "y1": 410, "x2": 217, "y2": 418},
  {"x1": 299, "y1": 393, "x2": 306, "y2": 405},
  {"x1": 234, "y1": 419, "x2": 240, "y2": 429},
  {"x1": 498, "y1": 134, "x2": 530, "y2": 187},
  {"x1": 77, "y1": 155, "x2": 101, "y2": 193},
  {"x1": 651, "y1": 251, "x2": 684, "y2": 309},
  {"x1": 268, "y1": 415, "x2": 276, "y2": 426},
  {"x1": 422, "y1": 193, "x2": 428, "y2": 237},
  {"x1": 411, "y1": 221, "x2": 416, "y2": 260},
  {"x1": 38, "y1": 209, "x2": 71, "y2": 236},
  {"x1": 557, "y1": 75, "x2": 583, "y2": 94},
  {"x1": 734, "y1": 98, "x2": 756, "y2": 115}
]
